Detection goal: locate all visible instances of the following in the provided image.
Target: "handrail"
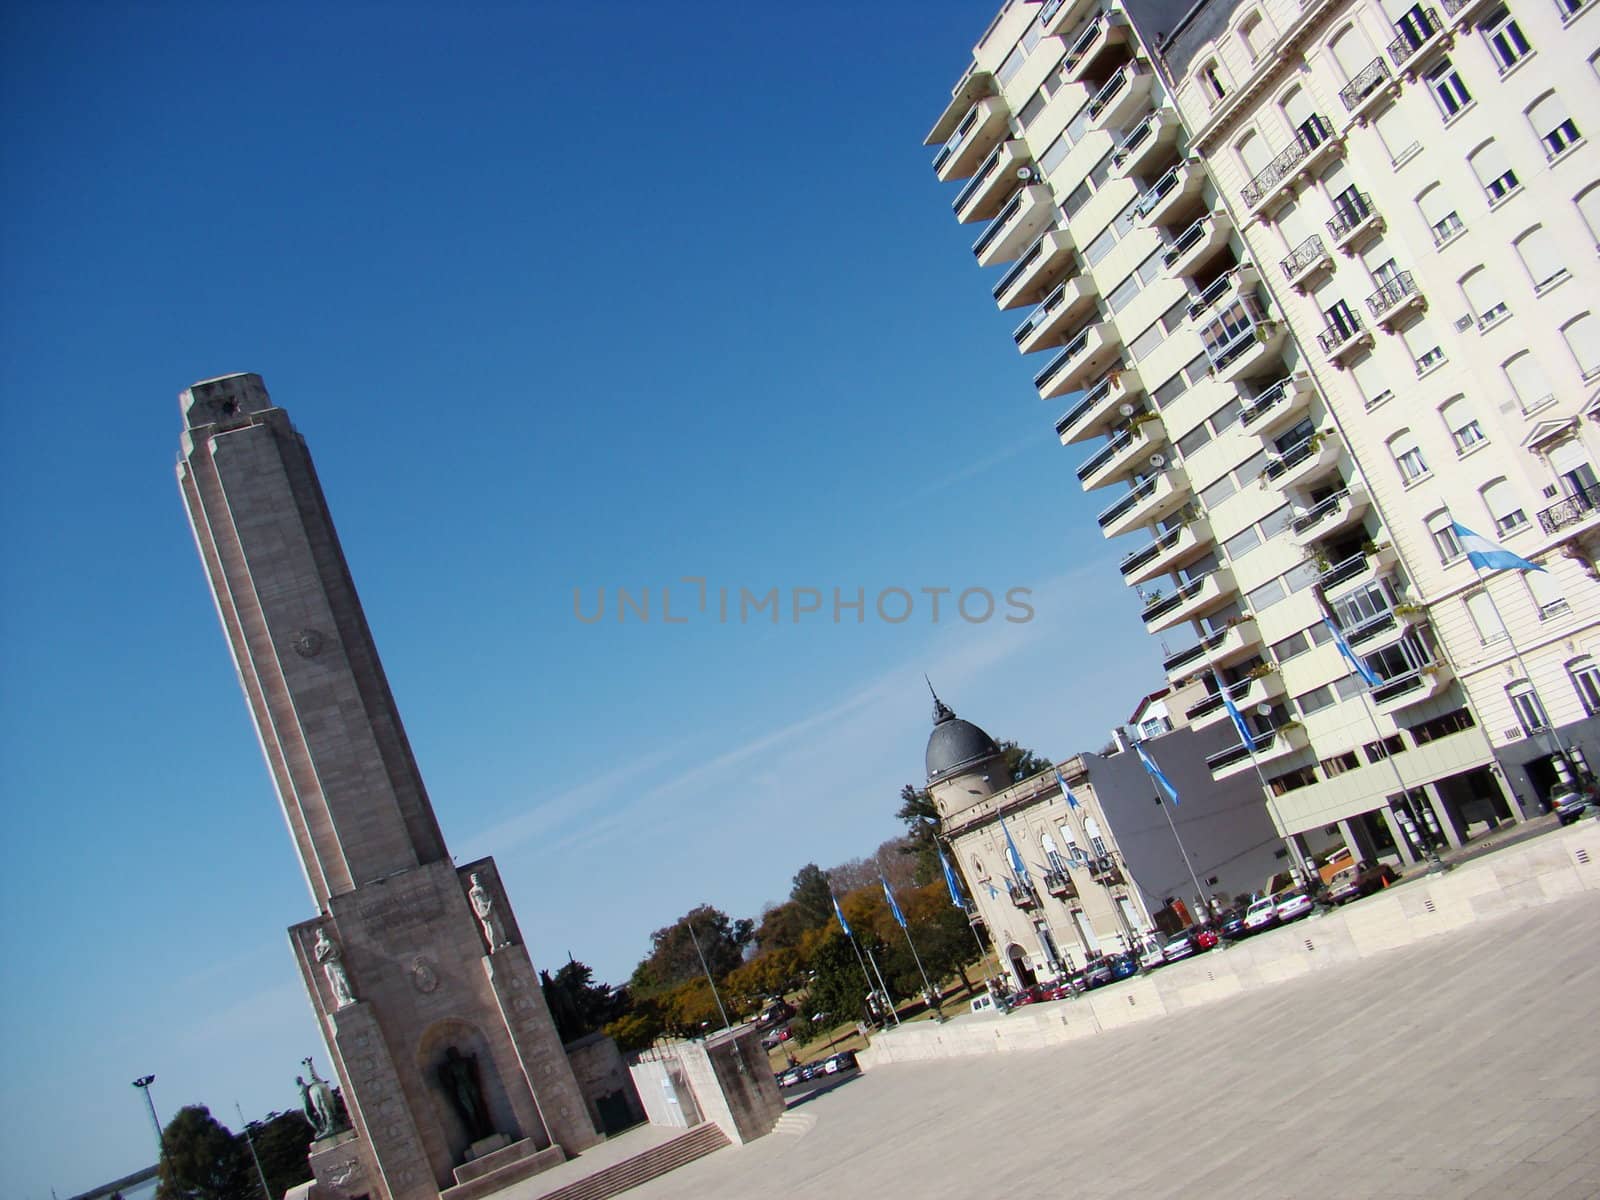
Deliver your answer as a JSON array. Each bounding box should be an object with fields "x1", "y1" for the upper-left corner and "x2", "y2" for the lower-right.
[
  {"x1": 1317, "y1": 551, "x2": 1371, "y2": 589},
  {"x1": 1241, "y1": 115, "x2": 1332, "y2": 208},
  {"x1": 1086, "y1": 66, "x2": 1130, "y2": 121},
  {"x1": 1263, "y1": 434, "x2": 1323, "y2": 479},
  {"x1": 1240, "y1": 376, "x2": 1297, "y2": 427},
  {"x1": 933, "y1": 98, "x2": 984, "y2": 171},
  {"x1": 1034, "y1": 323, "x2": 1096, "y2": 388},
  {"x1": 1163, "y1": 214, "x2": 1209, "y2": 265},
  {"x1": 1327, "y1": 192, "x2": 1375, "y2": 241},
  {"x1": 972, "y1": 187, "x2": 1027, "y2": 257},
  {"x1": 1366, "y1": 271, "x2": 1419, "y2": 317},
  {"x1": 953, "y1": 142, "x2": 1004, "y2": 213},
  {"x1": 1280, "y1": 234, "x2": 1327, "y2": 281},
  {"x1": 1098, "y1": 473, "x2": 1161, "y2": 527},
  {"x1": 1317, "y1": 314, "x2": 1365, "y2": 354},
  {"x1": 1122, "y1": 523, "x2": 1188, "y2": 576},
  {"x1": 1076, "y1": 425, "x2": 1139, "y2": 481},
  {"x1": 1064, "y1": 13, "x2": 1108, "y2": 68},
  {"x1": 1387, "y1": 7, "x2": 1441, "y2": 66},
  {"x1": 1014, "y1": 280, "x2": 1071, "y2": 344},
  {"x1": 1136, "y1": 164, "x2": 1182, "y2": 216},
  {"x1": 1142, "y1": 573, "x2": 1211, "y2": 621},
  {"x1": 994, "y1": 231, "x2": 1053, "y2": 299},
  {"x1": 1290, "y1": 489, "x2": 1350, "y2": 533},
  {"x1": 1339, "y1": 58, "x2": 1391, "y2": 111},
  {"x1": 1113, "y1": 112, "x2": 1157, "y2": 166},
  {"x1": 1186, "y1": 270, "x2": 1236, "y2": 319},
  {"x1": 1538, "y1": 481, "x2": 1600, "y2": 534}
]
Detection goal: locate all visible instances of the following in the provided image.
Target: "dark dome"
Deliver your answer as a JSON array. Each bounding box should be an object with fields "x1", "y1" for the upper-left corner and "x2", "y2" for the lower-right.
[{"x1": 925, "y1": 695, "x2": 1003, "y2": 783}]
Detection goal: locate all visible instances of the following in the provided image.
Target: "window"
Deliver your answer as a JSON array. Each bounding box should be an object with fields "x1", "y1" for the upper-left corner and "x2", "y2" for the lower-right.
[
  {"x1": 1529, "y1": 93, "x2": 1581, "y2": 158},
  {"x1": 1459, "y1": 269, "x2": 1505, "y2": 328},
  {"x1": 1297, "y1": 684, "x2": 1336, "y2": 715},
  {"x1": 1513, "y1": 226, "x2": 1565, "y2": 292},
  {"x1": 1351, "y1": 355, "x2": 1393, "y2": 410},
  {"x1": 1332, "y1": 581, "x2": 1395, "y2": 631},
  {"x1": 1273, "y1": 629, "x2": 1312, "y2": 662},
  {"x1": 1268, "y1": 766, "x2": 1319, "y2": 795},
  {"x1": 1562, "y1": 313, "x2": 1600, "y2": 378},
  {"x1": 997, "y1": 42, "x2": 1029, "y2": 87},
  {"x1": 1465, "y1": 591, "x2": 1507, "y2": 643},
  {"x1": 1248, "y1": 578, "x2": 1286, "y2": 611},
  {"x1": 1260, "y1": 502, "x2": 1295, "y2": 537},
  {"x1": 1084, "y1": 816, "x2": 1109, "y2": 858},
  {"x1": 1225, "y1": 525, "x2": 1262, "y2": 560},
  {"x1": 1041, "y1": 134, "x2": 1073, "y2": 177},
  {"x1": 1578, "y1": 184, "x2": 1600, "y2": 246},
  {"x1": 1374, "y1": 106, "x2": 1420, "y2": 163},
  {"x1": 1569, "y1": 658, "x2": 1600, "y2": 714},
  {"x1": 1334, "y1": 674, "x2": 1368, "y2": 699},
  {"x1": 1203, "y1": 61, "x2": 1230, "y2": 105},
  {"x1": 1482, "y1": 6, "x2": 1532, "y2": 73},
  {"x1": 1017, "y1": 90, "x2": 1048, "y2": 131},
  {"x1": 1526, "y1": 566, "x2": 1568, "y2": 618},
  {"x1": 1409, "y1": 707, "x2": 1475, "y2": 744},
  {"x1": 1482, "y1": 477, "x2": 1529, "y2": 536},
  {"x1": 1240, "y1": 14, "x2": 1268, "y2": 62},
  {"x1": 1126, "y1": 320, "x2": 1165, "y2": 362},
  {"x1": 1200, "y1": 473, "x2": 1237, "y2": 508},
  {"x1": 1469, "y1": 141, "x2": 1519, "y2": 204},
  {"x1": 1390, "y1": 430, "x2": 1430, "y2": 483},
  {"x1": 1418, "y1": 184, "x2": 1464, "y2": 245},
  {"x1": 1285, "y1": 558, "x2": 1322, "y2": 593},
  {"x1": 1428, "y1": 510, "x2": 1463, "y2": 562},
  {"x1": 1321, "y1": 750, "x2": 1361, "y2": 777},
  {"x1": 1508, "y1": 681, "x2": 1549, "y2": 734},
  {"x1": 1083, "y1": 226, "x2": 1118, "y2": 267},
  {"x1": 1504, "y1": 350, "x2": 1555, "y2": 413},
  {"x1": 1364, "y1": 734, "x2": 1406, "y2": 763},
  {"x1": 1176, "y1": 423, "x2": 1212, "y2": 457},
  {"x1": 1106, "y1": 272, "x2": 1143, "y2": 314},
  {"x1": 1425, "y1": 59, "x2": 1472, "y2": 118},
  {"x1": 1441, "y1": 396, "x2": 1486, "y2": 453},
  {"x1": 1210, "y1": 396, "x2": 1244, "y2": 431},
  {"x1": 1404, "y1": 319, "x2": 1445, "y2": 373}
]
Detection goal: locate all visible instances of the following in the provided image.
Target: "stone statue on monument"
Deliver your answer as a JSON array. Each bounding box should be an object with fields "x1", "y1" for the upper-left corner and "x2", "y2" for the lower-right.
[
  {"x1": 313, "y1": 928, "x2": 356, "y2": 1008},
  {"x1": 468, "y1": 872, "x2": 508, "y2": 950},
  {"x1": 300, "y1": 1057, "x2": 342, "y2": 1137},
  {"x1": 437, "y1": 1046, "x2": 494, "y2": 1140}
]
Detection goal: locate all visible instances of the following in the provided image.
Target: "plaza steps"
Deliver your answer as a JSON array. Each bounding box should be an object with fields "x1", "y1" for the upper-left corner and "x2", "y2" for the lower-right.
[{"x1": 532, "y1": 1124, "x2": 730, "y2": 1200}]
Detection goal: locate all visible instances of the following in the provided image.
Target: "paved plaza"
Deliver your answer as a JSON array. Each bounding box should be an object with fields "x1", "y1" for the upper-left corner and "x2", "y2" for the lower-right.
[{"x1": 610, "y1": 892, "x2": 1600, "y2": 1200}]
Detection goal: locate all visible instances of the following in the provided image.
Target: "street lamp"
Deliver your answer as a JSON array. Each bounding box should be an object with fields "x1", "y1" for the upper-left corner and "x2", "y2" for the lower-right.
[{"x1": 132, "y1": 1074, "x2": 164, "y2": 1154}]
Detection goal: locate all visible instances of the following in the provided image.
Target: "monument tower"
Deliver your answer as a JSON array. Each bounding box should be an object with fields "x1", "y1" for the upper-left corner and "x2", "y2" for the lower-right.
[{"x1": 177, "y1": 373, "x2": 600, "y2": 1200}]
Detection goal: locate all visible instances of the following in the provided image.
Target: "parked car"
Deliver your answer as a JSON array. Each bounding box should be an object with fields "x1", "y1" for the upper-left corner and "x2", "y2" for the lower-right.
[
  {"x1": 1109, "y1": 952, "x2": 1139, "y2": 980},
  {"x1": 1275, "y1": 890, "x2": 1314, "y2": 922},
  {"x1": 1553, "y1": 783, "x2": 1598, "y2": 826},
  {"x1": 1080, "y1": 960, "x2": 1115, "y2": 989},
  {"x1": 1219, "y1": 909, "x2": 1249, "y2": 941},
  {"x1": 1242, "y1": 895, "x2": 1280, "y2": 933},
  {"x1": 1139, "y1": 941, "x2": 1168, "y2": 970},
  {"x1": 1008, "y1": 984, "x2": 1044, "y2": 1008},
  {"x1": 1161, "y1": 930, "x2": 1197, "y2": 961},
  {"x1": 822, "y1": 1051, "x2": 857, "y2": 1074},
  {"x1": 1040, "y1": 980, "x2": 1079, "y2": 1000},
  {"x1": 778, "y1": 1067, "x2": 804, "y2": 1088},
  {"x1": 1193, "y1": 928, "x2": 1220, "y2": 949},
  {"x1": 1329, "y1": 859, "x2": 1397, "y2": 904}
]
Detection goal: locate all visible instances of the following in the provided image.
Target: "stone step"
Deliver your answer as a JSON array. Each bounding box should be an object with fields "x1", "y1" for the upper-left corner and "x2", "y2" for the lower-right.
[{"x1": 531, "y1": 1124, "x2": 729, "y2": 1200}]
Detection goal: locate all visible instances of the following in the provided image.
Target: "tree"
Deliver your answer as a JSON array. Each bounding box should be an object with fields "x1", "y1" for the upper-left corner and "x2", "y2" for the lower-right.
[
  {"x1": 541, "y1": 959, "x2": 629, "y2": 1043},
  {"x1": 754, "y1": 900, "x2": 809, "y2": 953},
  {"x1": 788, "y1": 863, "x2": 835, "y2": 931},
  {"x1": 999, "y1": 739, "x2": 1055, "y2": 784},
  {"x1": 796, "y1": 929, "x2": 880, "y2": 1041},
  {"x1": 628, "y1": 904, "x2": 753, "y2": 997},
  {"x1": 895, "y1": 784, "x2": 942, "y2": 884},
  {"x1": 156, "y1": 1105, "x2": 254, "y2": 1200},
  {"x1": 246, "y1": 1109, "x2": 315, "y2": 1200}
]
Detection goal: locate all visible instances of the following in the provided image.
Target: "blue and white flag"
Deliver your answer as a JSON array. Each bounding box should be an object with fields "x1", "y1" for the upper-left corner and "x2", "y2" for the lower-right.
[
  {"x1": 936, "y1": 841, "x2": 967, "y2": 908},
  {"x1": 1000, "y1": 817, "x2": 1032, "y2": 887},
  {"x1": 831, "y1": 892, "x2": 853, "y2": 938},
  {"x1": 1452, "y1": 521, "x2": 1544, "y2": 573},
  {"x1": 1135, "y1": 741, "x2": 1180, "y2": 805},
  {"x1": 1054, "y1": 766, "x2": 1080, "y2": 809},
  {"x1": 1215, "y1": 669, "x2": 1254, "y2": 749},
  {"x1": 982, "y1": 878, "x2": 1000, "y2": 899},
  {"x1": 879, "y1": 875, "x2": 908, "y2": 929},
  {"x1": 1323, "y1": 617, "x2": 1379, "y2": 687}
]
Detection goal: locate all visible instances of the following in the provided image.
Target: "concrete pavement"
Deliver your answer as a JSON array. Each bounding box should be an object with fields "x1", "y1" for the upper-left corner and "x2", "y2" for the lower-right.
[{"x1": 619, "y1": 891, "x2": 1600, "y2": 1200}]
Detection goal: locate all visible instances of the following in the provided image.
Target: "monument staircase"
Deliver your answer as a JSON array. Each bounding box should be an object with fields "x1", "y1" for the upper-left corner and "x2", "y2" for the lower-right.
[{"x1": 525, "y1": 1124, "x2": 730, "y2": 1200}]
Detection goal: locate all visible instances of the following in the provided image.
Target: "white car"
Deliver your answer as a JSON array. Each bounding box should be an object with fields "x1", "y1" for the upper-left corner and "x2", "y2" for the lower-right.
[
  {"x1": 1243, "y1": 896, "x2": 1279, "y2": 932},
  {"x1": 1275, "y1": 891, "x2": 1314, "y2": 922}
]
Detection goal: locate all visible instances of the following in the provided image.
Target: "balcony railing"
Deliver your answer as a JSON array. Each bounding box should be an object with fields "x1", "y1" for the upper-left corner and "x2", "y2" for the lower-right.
[
  {"x1": 1035, "y1": 323, "x2": 1095, "y2": 389},
  {"x1": 1063, "y1": 13, "x2": 1108, "y2": 70},
  {"x1": 1007, "y1": 880, "x2": 1040, "y2": 909},
  {"x1": 1014, "y1": 279, "x2": 1073, "y2": 344},
  {"x1": 1163, "y1": 215, "x2": 1211, "y2": 267},
  {"x1": 1264, "y1": 434, "x2": 1323, "y2": 480},
  {"x1": 1136, "y1": 164, "x2": 1183, "y2": 217},
  {"x1": 1206, "y1": 731, "x2": 1280, "y2": 771},
  {"x1": 1043, "y1": 869, "x2": 1079, "y2": 898},
  {"x1": 1291, "y1": 489, "x2": 1350, "y2": 534},
  {"x1": 1087, "y1": 856, "x2": 1124, "y2": 885},
  {"x1": 1346, "y1": 609, "x2": 1399, "y2": 646},
  {"x1": 1121, "y1": 523, "x2": 1188, "y2": 577},
  {"x1": 1098, "y1": 473, "x2": 1160, "y2": 528},
  {"x1": 933, "y1": 99, "x2": 982, "y2": 172},
  {"x1": 1317, "y1": 551, "x2": 1372, "y2": 590},
  {"x1": 1241, "y1": 115, "x2": 1333, "y2": 208},
  {"x1": 1317, "y1": 315, "x2": 1365, "y2": 355},
  {"x1": 1366, "y1": 271, "x2": 1419, "y2": 318},
  {"x1": 1086, "y1": 66, "x2": 1130, "y2": 122},
  {"x1": 1387, "y1": 7, "x2": 1441, "y2": 66},
  {"x1": 953, "y1": 143, "x2": 1003, "y2": 214},
  {"x1": 1202, "y1": 295, "x2": 1272, "y2": 371},
  {"x1": 1113, "y1": 112, "x2": 1158, "y2": 167},
  {"x1": 1326, "y1": 192, "x2": 1375, "y2": 241},
  {"x1": 972, "y1": 188, "x2": 1026, "y2": 258},
  {"x1": 1281, "y1": 234, "x2": 1327, "y2": 281},
  {"x1": 1538, "y1": 481, "x2": 1600, "y2": 534},
  {"x1": 1340, "y1": 58, "x2": 1392, "y2": 110},
  {"x1": 1142, "y1": 574, "x2": 1209, "y2": 622},
  {"x1": 1372, "y1": 669, "x2": 1426, "y2": 704},
  {"x1": 993, "y1": 231, "x2": 1052, "y2": 300},
  {"x1": 1186, "y1": 677, "x2": 1252, "y2": 721},
  {"x1": 1076, "y1": 424, "x2": 1137, "y2": 481},
  {"x1": 1055, "y1": 364, "x2": 1124, "y2": 437},
  {"x1": 1187, "y1": 272, "x2": 1235, "y2": 320},
  {"x1": 1162, "y1": 627, "x2": 1228, "y2": 673},
  {"x1": 1040, "y1": 0, "x2": 1067, "y2": 20},
  {"x1": 1239, "y1": 376, "x2": 1296, "y2": 428}
]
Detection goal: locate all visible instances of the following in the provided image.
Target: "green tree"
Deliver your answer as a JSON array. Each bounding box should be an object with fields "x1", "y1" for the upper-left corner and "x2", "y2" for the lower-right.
[
  {"x1": 541, "y1": 959, "x2": 628, "y2": 1043},
  {"x1": 628, "y1": 904, "x2": 753, "y2": 997},
  {"x1": 895, "y1": 785, "x2": 942, "y2": 884},
  {"x1": 754, "y1": 900, "x2": 809, "y2": 953},
  {"x1": 796, "y1": 929, "x2": 881, "y2": 1041},
  {"x1": 788, "y1": 863, "x2": 835, "y2": 930},
  {"x1": 156, "y1": 1105, "x2": 254, "y2": 1200},
  {"x1": 245, "y1": 1109, "x2": 315, "y2": 1200},
  {"x1": 999, "y1": 739, "x2": 1054, "y2": 783}
]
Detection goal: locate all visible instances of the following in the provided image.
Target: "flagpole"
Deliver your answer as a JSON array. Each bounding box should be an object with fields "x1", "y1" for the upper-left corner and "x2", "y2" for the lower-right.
[
  {"x1": 1154, "y1": 790, "x2": 1207, "y2": 907},
  {"x1": 934, "y1": 827, "x2": 993, "y2": 973},
  {"x1": 1136, "y1": 742, "x2": 1207, "y2": 909},
  {"x1": 863, "y1": 942, "x2": 900, "y2": 1025},
  {"x1": 1213, "y1": 667, "x2": 1311, "y2": 882},
  {"x1": 685, "y1": 917, "x2": 732, "y2": 1032},
  {"x1": 832, "y1": 890, "x2": 891, "y2": 1027}
]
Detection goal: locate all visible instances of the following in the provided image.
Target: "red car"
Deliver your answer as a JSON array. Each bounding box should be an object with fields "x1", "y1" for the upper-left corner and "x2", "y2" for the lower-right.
[{"x1": 1194, "y1": 928, "x2": 1220, "y2": 949}]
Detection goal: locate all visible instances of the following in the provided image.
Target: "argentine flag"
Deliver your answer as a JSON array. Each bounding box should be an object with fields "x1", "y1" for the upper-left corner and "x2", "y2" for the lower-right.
[
  {"x1": 1000, "y1": 817, "x2": 1033, "y2": 888},
  {"x1": 1054, "y1": 766, "x2": 1081, "y2": 809},
  {"x1": 1215, "y1": 669, "x2": 1255, "y2": 748},
  {"x1": 879, "y1": 874, "x2": 908, "y2": 929},
  {"x1": 1135, "y1": 741, "x2": 1180, "y2": 805},
  {"x1": 1452, "y1": 521, "x2": 1544, "y2": 573},
  {"x1": 831, "y1": 891, "x2": 853, "y2": 938},
  {"x1": 936, "y1": 842, "x2": 967, "y2": 908},
  {"x1": 1324, "y1": 618, "x2": 1379, "y2": 687}
]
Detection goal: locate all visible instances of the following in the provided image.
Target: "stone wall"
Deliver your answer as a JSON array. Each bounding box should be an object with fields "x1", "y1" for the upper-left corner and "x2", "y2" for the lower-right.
[{"x1": 564, "y1": 1033, "x2": 646, "y2": 1134}]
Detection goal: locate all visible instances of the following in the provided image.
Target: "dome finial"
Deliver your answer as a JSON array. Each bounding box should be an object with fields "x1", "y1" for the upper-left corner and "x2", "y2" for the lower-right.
[{"x1": 927, "y1": 675, "x2": 955, "y2": 725}]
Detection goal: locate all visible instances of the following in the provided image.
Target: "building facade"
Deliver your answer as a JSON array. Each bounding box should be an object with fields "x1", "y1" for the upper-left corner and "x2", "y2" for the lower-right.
[
  {"x1": 1153, "y1": 0, "x2": 1600, "y2": 810},
  {"x1": 922, "y1": 691, "x2": 1287, "y2": 988},
  {"x1": 922, "y1": 0, "x2": 1596, "y2": 872}
]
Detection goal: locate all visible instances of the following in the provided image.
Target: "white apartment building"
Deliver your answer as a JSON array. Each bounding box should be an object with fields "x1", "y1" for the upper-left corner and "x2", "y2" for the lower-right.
[
  {"x1": 1153, "y1": 0, "x2": 1600, "y2": 811},
  {"x1": 923, "y1": 0, "x2": 1546, "y2": 870}
]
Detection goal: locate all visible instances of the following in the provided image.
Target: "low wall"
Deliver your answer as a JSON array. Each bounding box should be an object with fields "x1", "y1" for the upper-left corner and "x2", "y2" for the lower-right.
[{"x1": 860, "y1": 821, "x2": 1599, "y2": 1068}]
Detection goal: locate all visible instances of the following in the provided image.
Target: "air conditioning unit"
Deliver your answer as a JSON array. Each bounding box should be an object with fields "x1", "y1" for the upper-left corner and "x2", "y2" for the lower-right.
[{"x1": 1453, "y1": 313, "x2": 1473, "y2": 331}]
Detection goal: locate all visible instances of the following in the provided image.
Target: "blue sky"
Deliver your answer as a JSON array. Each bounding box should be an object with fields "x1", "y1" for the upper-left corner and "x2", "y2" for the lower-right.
[{"x1": 0, "y1": 3, "x2": 1165, "y2": 1195}]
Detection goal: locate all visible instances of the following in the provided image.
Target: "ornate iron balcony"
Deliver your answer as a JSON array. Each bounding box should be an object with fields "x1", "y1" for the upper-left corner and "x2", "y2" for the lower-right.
[
  {"x1": 1340, "y1": 58, "x2": 1391, "y2": 110},
  {"x1": 1538, "y1": 482, "x2": 1600, "y2": 534},
  {"x1": 1241, "y1": 115, "x2": 1332, "y2": 207},
  {"x1": 1387, "y1": 7, "x2": 1441, "y2": 66},
  {"x1": 1327, "y1": 192, "x2": 1375, "y2": 241},
  {"x1": 1367, "y1": 271, "x2": 1420, "y2": 318},
  {"x1": 1281, "y1": 234, "x2": 1328, "y2": 281}
]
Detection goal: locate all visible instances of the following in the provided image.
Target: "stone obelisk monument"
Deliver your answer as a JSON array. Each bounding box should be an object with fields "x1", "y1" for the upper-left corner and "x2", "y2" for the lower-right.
[{"x1": 177, "y1": 373, "x2": 599, "y2": 1200}]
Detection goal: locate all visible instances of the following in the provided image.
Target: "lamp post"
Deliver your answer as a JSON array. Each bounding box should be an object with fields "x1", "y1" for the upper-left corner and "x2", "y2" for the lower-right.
[{"x1": 132, "y1": 1074, "x2": 163, "y2": 1155}]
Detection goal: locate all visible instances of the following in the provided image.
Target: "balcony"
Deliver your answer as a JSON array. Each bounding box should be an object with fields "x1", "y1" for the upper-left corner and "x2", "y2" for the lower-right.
[
  {"x1": 1206, "y1": 724, "x2": 1311, "y2": 778},
  {"x1": 1316, "y1": 544, "x2": 1397, "y2": 600},
  {"x1": 1086, "y1": 63, "x2": 1155, "y2": 134},
  {"x1": 954, "y1": 139, "x2": 1033, "y2": 224},
  {"x1": 1440, "y1": 0, "x2": 1500, "y2": 25},
  {"x1": 1201, "y1": 294, "x2": 1284, "y2": 383},
  {"x1": 1043, "y1": 869, "x2": 1079, "y2": 899},
  {"x1": 1366, "y1": 271, "x2": 1425, "y2": 330},
  {"x1": 1077, "y1": 418, "x2": 1169, "y2": 492},
  {"x1": 1035, "y1": 321, "x2": 1123, "y2": 400},
  {"x1": 1098, "y1": 468, "x2": 1188, "y2": 540},
  {"x1": 1281, "y1": 234, "x2": 1334, "y2": 292},
  {"x1": 1041, "y1": 0, "x2": 1100, "y2": 37},
  {"x1": 1289, "y1": 481, "x2": 1371, "y2": 546},
  {"x1": 1055, "y1": 363, "x2": 1144, "y2": 444},
  {"x1": 1062, "y1": 11, "x2": 1131, "y2": 83},
  {"x1": 994, "y1": 228, "x2": 1077, "y2": 310},
  {"x1": 1240, "y1": 116, "x2": 1339, "y2": 216},
  {"x1": 1163, "y1": 210, "x2": 1233, "y2": 278},
  {"x1": 1007, "y1": 880, "x2": 1040, "y2": 910},
  {"x1": 1317, "y1": 314, "x2": 1372, "y2": 364},
  {"x1": 934, "y1": 95, "x2": 1012, "y2": 183},
  {"x1": 1263, "y1": 431, "x2": 1342, "y2": 490},
  {"x1": 1014, "y1": 275, "x2": 1101, "y2": 356},
  {"x1": 1371, "y1": 662, "x2": 1453, "y2": 713},
  {"x1": 1142, "y1": 567, "x2": 1236, "y2": 634},
  {"x1": 1387, "y1": 7, "x2": 1445, "y2": 75},
  {"x1": 1340, "y1": 58, "x2": 1396, "y2": 122},
  {"x1": 974, "y1": 182, "x2": 1056, "y2": 268},
  {"x1": 1538, "y1": 481, "x2": 1600, "y2": 534},
  {"x1": 1187, "y1": 263, "x2": 1259, "y2": 322},
  {"x1": 1121, "y1": 515, "x2": 1212, "y2": 585},
  {"x1": 1087, "y1": 856, "x2": 1125, "y2": 886},
  {"x1": 1112, "y1": 109, "x2": 1183, "y2": 180},
  {"x1": 1137, "y1": 159, "x2": 1205, "y2": 227},
  {"x1": 1190, "y1": 671, "x2": 1287, "y2": 732},
  {"x1": 1163, "y1": 618, "x2": 1263, "y2": 680},
  {"x1": 1327, "y1": 192, "x2": 1383, "y2": 255},
  {"x1": 1344, "y1": 605, "x2": 1421, "y2": 653},
  {"x1": 1238, "y1": 372, "x2": 1314, "y2": 437}
]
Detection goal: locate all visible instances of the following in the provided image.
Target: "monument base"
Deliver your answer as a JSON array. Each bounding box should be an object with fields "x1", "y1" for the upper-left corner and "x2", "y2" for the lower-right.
[
  {"x1": 465, "y1": 1133, "x2": 512, "y2": 1161},
  {"x1": 442, "y1": 1137, "x2": 566, "y2": 1199}
]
